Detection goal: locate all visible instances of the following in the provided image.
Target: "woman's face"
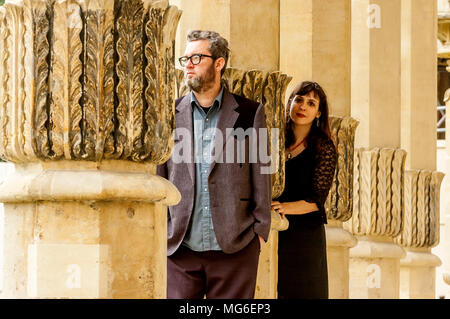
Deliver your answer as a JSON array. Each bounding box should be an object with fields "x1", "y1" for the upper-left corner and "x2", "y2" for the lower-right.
[{"x1": 289, "y1": 91, "x2": 321, "y2": 127}]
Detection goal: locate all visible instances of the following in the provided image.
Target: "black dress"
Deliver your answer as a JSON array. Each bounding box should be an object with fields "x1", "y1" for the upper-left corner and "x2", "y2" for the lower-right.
[{"x1": 276, "y1": 137, "x2": 337, "y2": 299}]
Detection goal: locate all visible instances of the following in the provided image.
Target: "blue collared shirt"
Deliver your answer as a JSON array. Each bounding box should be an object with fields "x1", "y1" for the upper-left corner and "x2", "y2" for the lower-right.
[{"x1": 182, "y1": 88, "x2": 224, "y2": 251}]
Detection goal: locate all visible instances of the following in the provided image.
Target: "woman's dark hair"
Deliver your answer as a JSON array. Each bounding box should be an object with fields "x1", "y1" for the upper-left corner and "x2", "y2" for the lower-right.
[{"x1": 285, "y1": 81, "x2": 332, "y2": 150}]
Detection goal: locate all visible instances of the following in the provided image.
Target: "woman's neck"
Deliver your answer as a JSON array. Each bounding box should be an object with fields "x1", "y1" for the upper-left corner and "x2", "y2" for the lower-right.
[{"x1": 291, "y1": 123, "x2": 312, "y2": 146}]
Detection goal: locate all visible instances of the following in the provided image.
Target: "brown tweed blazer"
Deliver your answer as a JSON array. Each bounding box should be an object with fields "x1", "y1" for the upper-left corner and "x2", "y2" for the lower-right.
[{"x1": 157, "y1": 89, "x2": 272, "y2": 256}]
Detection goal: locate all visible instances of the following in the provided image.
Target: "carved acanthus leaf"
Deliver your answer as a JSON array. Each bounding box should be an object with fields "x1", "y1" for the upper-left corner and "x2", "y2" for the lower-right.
[{"x1": 345, "y1": 148, "x2": 406, "y2": 238}]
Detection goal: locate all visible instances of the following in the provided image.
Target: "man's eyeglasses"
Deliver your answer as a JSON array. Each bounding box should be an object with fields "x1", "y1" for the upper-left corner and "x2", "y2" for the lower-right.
[{"x1": 179, "y1": 54, "x2": 214, "y2": 67}]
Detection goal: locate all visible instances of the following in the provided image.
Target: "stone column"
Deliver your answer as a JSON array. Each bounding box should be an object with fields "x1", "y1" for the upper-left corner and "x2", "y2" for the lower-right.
[
  {"x1": 325, "y1": 116, "x2": 359, "y2": 298},
  {"x1": 438, "y1": 8, "x2": 450, "y2": 297},
  {"x1": 325, "y1": 220, "x2": 357, "y2": 298},
  {"x1": 439, "y1": 0, "x2": 450, "y2": 297},
  {"x1": 395, "y1": 170, "x2": 444, "y2": 299},
  {"x1": 280, "y1": 0, "x2": 351, "y2": 116},
  {"x1": 351, "y1": 0, "x2": 401, "y2": 149},
  {"x1": 398, "y1": 0, "x2": 442, "y2": 299},
  {"x1": 170, "y1": 0, "x2": 280, "y2": 72},
  {"x1": 401, "y1": 0, "x2": 437, "y2": 171},
  {"x1": 440, "y1": 89, "x2": 450, "y2": 297},
  {"x1": 348, "y1": 0, "x2": 405, "y2": 299},
  {"x1": 280, "y1": 0, "x2": 356, "y2": 299},
  {"x1": 0, "y1": 161, "x2": 15, "y2": 293},
  {"x1": 344, "y1": 148, "x2": 407, "y2": 299},
  {"x1": 0, "y1": 0, "x2": 181, "y2": 298},
  {"x1": 255, "y1": 211, "x2": 289, "y2": 299}
]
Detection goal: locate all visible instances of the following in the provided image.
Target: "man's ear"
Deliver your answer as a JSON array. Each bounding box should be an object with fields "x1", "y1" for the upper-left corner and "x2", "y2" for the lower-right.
[{"x1": 215, "y1": 57, "x2": 225, "y2": 74}]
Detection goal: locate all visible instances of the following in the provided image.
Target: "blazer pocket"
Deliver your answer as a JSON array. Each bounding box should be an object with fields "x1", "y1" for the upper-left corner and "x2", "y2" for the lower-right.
[{"x1": 240, "y1": 198, "x2": 251, "y2": 201}]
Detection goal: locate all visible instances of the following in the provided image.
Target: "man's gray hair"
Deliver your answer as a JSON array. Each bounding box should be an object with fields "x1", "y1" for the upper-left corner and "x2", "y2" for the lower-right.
[{"x1": 187, "y1": 30, "x2": 230, "y2": 76}]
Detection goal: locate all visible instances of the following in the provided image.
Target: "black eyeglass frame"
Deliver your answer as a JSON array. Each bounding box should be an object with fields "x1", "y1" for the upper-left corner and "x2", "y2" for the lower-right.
[{"x1": 178, "y1": 54, "x2": 215, "y2": 67}]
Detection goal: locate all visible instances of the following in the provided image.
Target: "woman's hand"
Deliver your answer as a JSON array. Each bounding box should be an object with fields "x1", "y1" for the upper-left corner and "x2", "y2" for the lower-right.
[
  {"x1": 271, "y1": 200, "x2": 319, "y2": 216},
  {"x1": 271, "y1": 201, "x2": 288, "y2": 218}
]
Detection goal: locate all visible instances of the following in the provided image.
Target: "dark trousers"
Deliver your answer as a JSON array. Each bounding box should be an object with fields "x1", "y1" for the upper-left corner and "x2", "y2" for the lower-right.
[{"x1": 167, "y1": 235, "x2": 260, "y2": 299}]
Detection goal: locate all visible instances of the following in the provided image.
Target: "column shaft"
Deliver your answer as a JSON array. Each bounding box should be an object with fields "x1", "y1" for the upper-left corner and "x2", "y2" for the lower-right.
[
  {"x1": 401, "y1": 0, "x2": 437, "y2": 170},
  {"x1": 280, "y1": 0, "x2": 351, "y2": 116},
  {"x1": 351, "y1": 0, "x2": 401, "y2": 148}
]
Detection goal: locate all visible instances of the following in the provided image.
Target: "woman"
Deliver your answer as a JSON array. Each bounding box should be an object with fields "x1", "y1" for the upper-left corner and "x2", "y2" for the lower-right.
[{"x1": 272, "y1": 81, "x2": 337, "y2": 299}]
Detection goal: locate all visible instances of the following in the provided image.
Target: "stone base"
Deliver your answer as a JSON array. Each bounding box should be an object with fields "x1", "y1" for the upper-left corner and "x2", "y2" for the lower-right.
[
  {"x1": 325, "y1": 220, "x2": 357, "y2": 299},
  {"x1": 255, "y1": 210, "x2": 289, "y2": 299},
  {"x1": 0, "y1": 161, "x2": 180, "y2": 299},
  {"x1": 349, "y1": 236, "x2": 406, "y2": 299},
  {"x1": 399, "y1": 248, "x2": 442, "y2": 299}
]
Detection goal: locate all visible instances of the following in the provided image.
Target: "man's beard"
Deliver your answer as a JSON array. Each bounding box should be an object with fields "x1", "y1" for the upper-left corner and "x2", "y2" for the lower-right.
[{"x1": 185, "y1": 64, "x2": 216, "y2": 93}]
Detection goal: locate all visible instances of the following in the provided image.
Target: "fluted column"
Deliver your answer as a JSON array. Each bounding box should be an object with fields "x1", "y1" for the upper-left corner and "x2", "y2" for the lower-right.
[
  {"x1": 395, "y1": 170, "x2": 444, "y2": 299},
  {"x1": 0, "y1": 0, "x2": 181, "y2": 298},
  {"x1": 344, "y1": 148, "x2": 407, "y2": 298}
]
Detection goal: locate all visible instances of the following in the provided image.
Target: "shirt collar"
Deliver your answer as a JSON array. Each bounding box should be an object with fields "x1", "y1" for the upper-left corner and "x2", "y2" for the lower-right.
[{"x1": 190, "y1": 87, "x2": 224, "y2": 112}]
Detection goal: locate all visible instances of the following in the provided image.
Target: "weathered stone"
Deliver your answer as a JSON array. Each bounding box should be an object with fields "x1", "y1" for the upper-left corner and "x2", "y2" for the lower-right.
[
  {"x1": 345, "y1": 148, "x2": 407, "y2": 237},
  {"x1": 326, "y1": 116, "x2": 359, "y2": 222},
  {"x1": 0, "y1": 0, "x2": 182, "y2": 299},
  {"x1": 0, "y1": 0, "x2": 181, "y2": 163},
  {"x1": 396, "y1": 170, "x2": 444, "y2": 299},
  {"x1": 396, "y1": 171, "x2": 444, "y2": 248},
  {"x1": 344, "y1": 147, "x2": 407, "y2": 299}
]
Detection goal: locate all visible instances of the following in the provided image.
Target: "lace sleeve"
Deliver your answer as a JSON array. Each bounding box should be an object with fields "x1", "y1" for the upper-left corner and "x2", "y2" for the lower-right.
[{"x1": 304, "y1": 138, "x2": 337, "y2": 221}]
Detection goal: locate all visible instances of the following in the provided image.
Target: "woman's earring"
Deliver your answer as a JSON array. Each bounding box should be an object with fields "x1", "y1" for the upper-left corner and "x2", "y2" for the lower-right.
[{"x1": 316, "y1": 117, "x2": 320, "y2": 127}]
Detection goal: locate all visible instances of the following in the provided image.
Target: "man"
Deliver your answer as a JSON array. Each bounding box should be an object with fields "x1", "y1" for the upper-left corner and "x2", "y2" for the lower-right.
[{"x1": 157, "y1": 30, "x2": 271, "y2": 299}]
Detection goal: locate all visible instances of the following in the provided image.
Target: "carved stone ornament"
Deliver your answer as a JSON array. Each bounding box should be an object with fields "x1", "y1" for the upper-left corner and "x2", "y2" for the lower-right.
[
  {"x1": 326, "y1": 116, "x2": 359, "y2": 222},
  {"x1": 395, "y1": 170, "x2": 444, "y2": 248},
  {"x1": 344, "y1": 147, "x2": 407, "y2": 237},
  {"x1": 176, "y1": 67, "x2": 292, "y2": 199},
  {"x1": 0, "y1": 0, "x2": 181, "y2": 163}
]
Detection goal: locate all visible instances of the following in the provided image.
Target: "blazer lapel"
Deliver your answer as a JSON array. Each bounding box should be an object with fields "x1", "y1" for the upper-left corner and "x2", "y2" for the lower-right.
[
  {"x1": 209, "y1": 90, "x2": 239, "y2": 175},
  {"x1": 175, "y1": 95, "x2": 195, "y2": 184}
]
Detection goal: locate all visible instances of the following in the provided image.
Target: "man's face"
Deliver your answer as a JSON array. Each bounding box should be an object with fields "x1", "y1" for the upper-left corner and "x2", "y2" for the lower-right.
[{"x1": 183, "y1": 40, "x2": 216, "y2": 92}]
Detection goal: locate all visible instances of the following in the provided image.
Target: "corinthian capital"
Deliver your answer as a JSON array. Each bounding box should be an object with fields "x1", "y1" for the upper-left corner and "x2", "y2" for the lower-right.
[
  {"x1": 325, "y1": 116, "x2": 359, "y2": 222},
  {"x1": 0, "y1": 0, "x2": 181, "y2": 163},
  {"x1": 344, "y1": 147, "x2": 407, "y2": 238},
  {"x1": 395, "y1": 170, "x2": 445, "y2": 248}
]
